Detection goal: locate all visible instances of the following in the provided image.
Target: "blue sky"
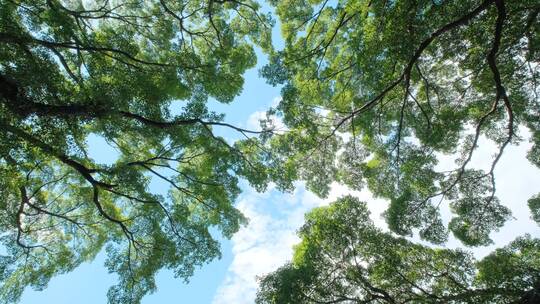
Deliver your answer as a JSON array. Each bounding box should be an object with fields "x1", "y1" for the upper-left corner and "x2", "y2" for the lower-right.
[{"x1": 18, "y1": 4, "x2": 540, "y2": 304}]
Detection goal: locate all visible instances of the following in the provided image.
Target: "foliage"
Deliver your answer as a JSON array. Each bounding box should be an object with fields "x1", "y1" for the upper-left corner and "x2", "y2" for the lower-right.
[
  {"x1": 262, "y1": 0, "x2": 540, "y2": 245},
  {"x1": 2, "y1": 0, "x2": 539, "y2": 302},
  {"x1": 256, "y1": 196, "x2": 540, "y2": 304},
  {"x1": 528, "y1": 193, "x2": 540, "y2": 225},
  {"x1": 0, "y1": 0, "x2": 279, "y2": 303}
]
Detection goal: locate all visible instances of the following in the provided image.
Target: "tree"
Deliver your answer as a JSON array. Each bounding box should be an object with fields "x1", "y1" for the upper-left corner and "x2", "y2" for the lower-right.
[
  {"x1": 261, "y1": 0, "x2": 540, "y2": 246},
  {"x1": 256, "y1": 196, "x2": 540, "y2": 304},
  {"x1": 0, "y1": 0, "x2": 280, "y2": 303}
]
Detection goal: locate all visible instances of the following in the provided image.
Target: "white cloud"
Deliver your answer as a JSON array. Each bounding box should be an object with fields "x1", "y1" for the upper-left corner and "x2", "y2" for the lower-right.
[
  {"x1": 246, "y1": 111, "x2": 287, "y2": 134},
  {"x1": 246, "y1": 96, "x2": 287, "y2": 133},
  {"x1": 270, "y1": 96, "x2": 282, "y2": 108},
  {"x1": 212, "y1": 182, "x2": 387, "y2": 304}
]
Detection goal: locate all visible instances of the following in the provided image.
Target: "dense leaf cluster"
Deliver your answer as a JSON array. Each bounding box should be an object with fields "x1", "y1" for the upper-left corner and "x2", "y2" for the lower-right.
[
  {"x1": 256, "y1": 197, "x2": 540, "y2": 304},
  {"x1": 262, "y1": 0, "x2": 540, "y2": 246},
  {"x1": 0, "y1": 0, "x2": 279, "y2": 303}
]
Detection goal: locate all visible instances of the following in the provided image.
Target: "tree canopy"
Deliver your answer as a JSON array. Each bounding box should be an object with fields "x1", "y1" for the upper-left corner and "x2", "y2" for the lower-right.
[
  {"x1": 262, "y1": 0, "x2": 540, "y2": 246},
  {"x1": 256, "y1": 196, "x2": 540, "y2": 304},
  {"x1": 1, "y1": 0, "x2": 539, "y2": 303},
  {"x1": 0, "y1": 0, "x2": 279, "y2": 303}
]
